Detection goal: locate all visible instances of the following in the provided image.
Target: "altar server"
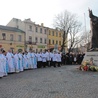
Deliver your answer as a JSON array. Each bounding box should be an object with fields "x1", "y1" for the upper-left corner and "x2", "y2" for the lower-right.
[
  {"x1": 36, "y1": 52, "x2": 42, "y2": 68},
  {"x1": 52, "y1": 51, "x2": 58, "y2": 67},
  {"x1": 57, "y1": 52, "x2": 61, "y2": 67},
  {"x1": 42, "y1": 51, "x2": 47, "y2": 68},
  {"x1": 46, "y1": 50, "x2": 52, "y2": 67}
]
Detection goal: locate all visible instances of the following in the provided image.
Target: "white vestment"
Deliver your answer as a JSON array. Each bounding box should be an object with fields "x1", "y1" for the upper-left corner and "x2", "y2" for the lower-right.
[
  {"x1": 52, "y1": 53, "x2": 58, "y2": 61},
  {"x1": 18, "y1": 53, "x2": 23, "y2": 71},
  {"x1": 46, "y1": 52, "x2": 52, "y2": 61},
  {"x1": 2, "y1": 54, "x2": 8, "y2": 76},
  {"x1": 14, "y1": 53, "x2": 20, "y2": 72},
  {"x1": 27, "y1": 52, "x2": 33, "y2": 69},
  {"x1": 33, "y1": 53, "x2": 37, "y2": 68},
  {"x1": 36, "y1": 53, "x2": 42, "y2": 61},
  {"x1": 23, "y1": 54, "x2": 28, "y2": 69},
  {"x1": 42, "y1": 53, "x2": 47, "y2": 62},
  {"x1": 6, "y1": 52, "x2": 15, "y2": 73},
  {"x1": 57, "y1": 53, "x2": 61, "y2": 62},
  {"x1": 0, "y1": 54, "x2": 5, "y2": 77}
]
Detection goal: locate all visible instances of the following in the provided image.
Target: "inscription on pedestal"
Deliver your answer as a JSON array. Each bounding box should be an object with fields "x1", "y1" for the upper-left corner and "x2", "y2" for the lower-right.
[{"x1": 83, "y1": 52, "x2": 98, "y2": 65}]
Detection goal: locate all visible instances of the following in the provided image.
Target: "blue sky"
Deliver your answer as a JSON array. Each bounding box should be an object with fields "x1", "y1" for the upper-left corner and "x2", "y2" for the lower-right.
[{"x1": 0, "y1": 0, "x2": 98, "y2": 31}]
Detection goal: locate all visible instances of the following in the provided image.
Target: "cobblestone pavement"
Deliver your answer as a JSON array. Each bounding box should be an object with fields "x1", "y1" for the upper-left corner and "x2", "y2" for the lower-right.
[{"x1": 0, "y1": 65, "x2": 98, "y2": 98}]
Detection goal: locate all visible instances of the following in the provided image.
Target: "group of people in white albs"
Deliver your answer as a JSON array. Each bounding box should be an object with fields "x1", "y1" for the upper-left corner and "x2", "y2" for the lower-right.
[{"x1": 0, "y1": 49, "x2": 62, "y2": 78}]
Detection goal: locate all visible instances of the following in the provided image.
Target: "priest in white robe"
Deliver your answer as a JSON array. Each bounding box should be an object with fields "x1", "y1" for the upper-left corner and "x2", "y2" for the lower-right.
[
  {"x1": 18, "y1": 51, "x2": 23, "y2": 72},
  {"x1": 14, "y1": 51, "x2": 20, "y2": 73},
  {"x1": 0, "y1": 49, "x2": 5, "y2": 78},
  {"x1": 33, "y1": 51, "x2": 37, "y2": 69},
  {"x1": 27, "y1": 50, "x2": 33, "y2": 69},
  {"x1": 23, "y1": 52, "x2": 28, "y2": 69},
  {"x1": 6, "y1": 50, "x2": 15, "y2": 73},
  {"x1": 2, "y1": 50, "x2": 8, "y2": 76}
]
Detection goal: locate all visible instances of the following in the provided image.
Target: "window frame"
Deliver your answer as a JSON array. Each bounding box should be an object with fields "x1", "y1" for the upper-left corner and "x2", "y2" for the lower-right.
[
  {"x1": 40, "y1": 38, "x2": 42, "y2": 43},
  {"x1": 40, "y1": 28, "x2": 42, "y2": 33},
  {"x1": 29, "y1": 36, "x2": 32, "y2": 42},
  {"x1": 2, "y1": 33, "x2": 6, "y2": 40},
  {"x1": 35, "y1": 37, "x2": 38, "y2": 43},
  {"x1": 10, "y1": 34, "x2": 14, "y2": 41},
  {"x1": 18, "y1": 35, "x2": 22, "y2": 41}
]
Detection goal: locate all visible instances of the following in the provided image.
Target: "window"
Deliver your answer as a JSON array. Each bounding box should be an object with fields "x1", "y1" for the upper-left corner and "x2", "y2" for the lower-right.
[
  {"x1": 18, "y1": 35, "x2": 21, "y2": 41},
  {"x1": 44, "y1": 29, "x2": 46, "y2": 34},
  {"x1": 56, "y1": 32, "x2": 58, "y2": 37},
  {"x1": 36, "y1": 27, "x2": 38, "y2": 32},
  {"x1": 49, "y1": 39, "x2": 51, "y2": 44},
  {"x1": 16, "y1": 19, "x2": 18, "y2": 22},
  {"x1": 29, "y1": 36, "x2": 32, "y2": 42},
  {"x1": 40, "y1": 38, "x2": 42, "y2": 43},
  {"x1": 36, "y1": 49, "x2": 38, "y2": 52},
  {"x1": 44, "y1": 39, "x2": 47, "y2": 44},
  {"x1": 59, "y1": 33, "x2": 61, "y2": 37},
  {"x1": 52, "y1": 40, "x2": 54, "y2": 44},
  {"x1": 59, "y1": 41, "x2": 61, "y2": 45},
  {"x1": 35, "y1": 37, "x2": 38, "y2": 43},
  {"x1": 10, "y1": 34, "x2": 13, "y2": 41},
  {"x1": 40, "y1": 49, "x2": 42, "y2": 52},
  {"x1": 29, "y1": 25, "x2": 32, "y2": 31},
  {"x1": 17, "y1": 25, "x2": 19, "y2": 29},
  {"x1": 52, "y1": 31, "x2": 54, "y2": 36},
  {"x1": 49, "y1": 30, "x2": 51, "y2": 35},
  {"x1": 56, "y1": 40, "x2": 58, "y2": 44},
  {"x1": 40, "y1": 28, "x2": 42, "y2": 33},
  {"x1": 2, "y1": 33, "x2": 6, "y2": 40}
]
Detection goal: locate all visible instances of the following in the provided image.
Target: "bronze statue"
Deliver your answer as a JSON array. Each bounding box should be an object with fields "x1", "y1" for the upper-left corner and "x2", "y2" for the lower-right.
[{"x1": 89, "y1": 9, "x2": 98, "y2": 51}]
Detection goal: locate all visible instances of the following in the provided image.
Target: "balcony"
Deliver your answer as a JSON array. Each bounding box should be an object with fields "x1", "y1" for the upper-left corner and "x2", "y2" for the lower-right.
[{"x1": 26, "y1": 41, "x2": 36, "y2": 45}]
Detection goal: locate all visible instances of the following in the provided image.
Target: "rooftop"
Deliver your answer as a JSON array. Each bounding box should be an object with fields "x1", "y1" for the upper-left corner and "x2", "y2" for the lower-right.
[{"x1": 0, "y1": 25, "x2": 25, "y2": 33}]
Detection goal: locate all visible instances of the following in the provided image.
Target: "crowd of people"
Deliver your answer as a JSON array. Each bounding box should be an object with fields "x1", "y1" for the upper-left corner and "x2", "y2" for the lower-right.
[
  {"x1": 0, "y1": 49, "x2": 62, "y2": 78},
  {"x1": 61, "y1": 52, "x2": 85, "y2": 65},
  {"x1": 0, "y1": 48, "x2": 86, "y2": 78}
]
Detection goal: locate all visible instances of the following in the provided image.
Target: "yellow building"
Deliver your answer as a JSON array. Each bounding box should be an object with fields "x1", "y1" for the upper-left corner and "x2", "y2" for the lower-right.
[
  {"x1": 0, "y1": 25, "x2": 25, "y2": 52},
  {"x1": 47, "y1": 28, "x2": 62, "y2": 51}
]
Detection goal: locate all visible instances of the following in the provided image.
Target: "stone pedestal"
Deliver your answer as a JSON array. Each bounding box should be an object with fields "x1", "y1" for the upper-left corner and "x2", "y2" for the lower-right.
[{"x1": 83, "y1": 52, "x2": 98, "y2": 66}]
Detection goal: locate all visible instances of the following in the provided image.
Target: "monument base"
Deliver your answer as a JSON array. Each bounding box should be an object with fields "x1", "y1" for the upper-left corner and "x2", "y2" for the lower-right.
[{"x1": 82, "y1": 51, "x2": 98, "y2": 66}]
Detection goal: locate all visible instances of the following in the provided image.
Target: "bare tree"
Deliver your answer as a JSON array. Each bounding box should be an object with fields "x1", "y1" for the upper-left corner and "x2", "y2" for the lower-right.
[
  {"x1": 80, "y1": 30, "x2": 91, "y2": 50},
  {"x1": 53, "y1": 10, "x2": 82, "y2": 53},
  {"x1": 68, "y1": 22, "x2": 82, "y2": 52}
]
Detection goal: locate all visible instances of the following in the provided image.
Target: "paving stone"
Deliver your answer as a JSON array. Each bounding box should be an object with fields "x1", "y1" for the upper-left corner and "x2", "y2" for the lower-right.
[{"x1": 0, "y1": 65, "x2": 98, "y2": 98}]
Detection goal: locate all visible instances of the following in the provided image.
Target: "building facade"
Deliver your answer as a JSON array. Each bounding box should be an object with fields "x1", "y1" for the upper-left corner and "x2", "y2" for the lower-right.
[
  {"x1": 47, "y1": 28, "x2": 63, "y2": 51},
  {"x1": 7, "y1": 18, "x2": 48, "y2": 52},
  {"x1": 34, "y1": 23, "x2": 48, "y2": 52},
  {"x1": 0, "y1": 25, "x2": 25, "y2": 52}
]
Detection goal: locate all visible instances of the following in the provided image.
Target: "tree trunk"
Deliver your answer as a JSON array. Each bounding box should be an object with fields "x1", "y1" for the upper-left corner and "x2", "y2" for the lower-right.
[
  {"x1": 68, "y1": 44, "x2": 73, "y2": 53},
  {"x1": 61, "y1": 31, "x2": 65, "y2": 52}
]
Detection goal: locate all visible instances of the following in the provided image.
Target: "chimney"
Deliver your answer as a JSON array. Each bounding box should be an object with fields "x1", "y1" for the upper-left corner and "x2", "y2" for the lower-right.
[
  {"x1": 41, "y1": 23, "x2": 44, "y2": 26},
  {"x1": 27, "y1": 18, "x2": 31, "y2": 20}
]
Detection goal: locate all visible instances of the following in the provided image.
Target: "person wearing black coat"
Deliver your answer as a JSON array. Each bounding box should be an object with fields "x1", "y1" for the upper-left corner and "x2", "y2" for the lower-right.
[
  {"x1": 66, "y1": 53, "x2": 70, "y2": 65},
  {"x1": 61, "y1": 53, "x2": 66, "y2": 65},
  {"x1": 69, "y1": 53, "x2": 74, "y2": 65}
]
